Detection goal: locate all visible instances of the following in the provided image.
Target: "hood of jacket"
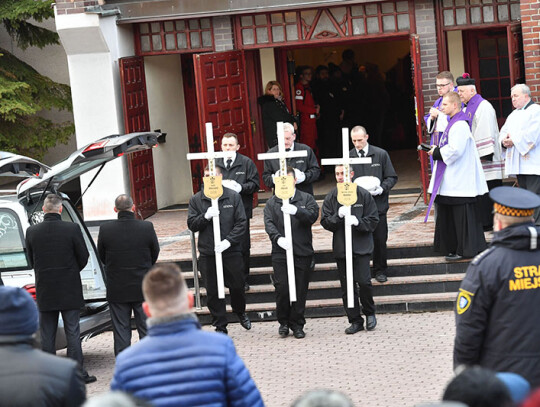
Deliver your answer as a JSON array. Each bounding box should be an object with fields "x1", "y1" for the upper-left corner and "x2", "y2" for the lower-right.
[{"x1": 491, "y1": 222, "x2": 539, "y2": 251}]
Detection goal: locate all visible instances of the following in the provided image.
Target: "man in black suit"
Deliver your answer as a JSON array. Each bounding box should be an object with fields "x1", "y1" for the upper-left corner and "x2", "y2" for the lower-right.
[
  {"x1": 97, "y1": 194, "x2": 160, "y2": 356},
  {"x1": 25, "y1": 193, "x2": 96, "y2": 383}
]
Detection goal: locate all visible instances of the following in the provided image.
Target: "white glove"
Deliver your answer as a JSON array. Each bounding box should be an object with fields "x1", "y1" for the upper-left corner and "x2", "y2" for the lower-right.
[
  {"x1": 354, "y1": 176, "x2": 380, "y2": 191},
  {"x1": 338, "y1": 206, "x2": 348, "y2": 218},
  {"x1": 281, "y1": 203, "x2": 298, "y2": 215},
  {"x1": 277, "y1": 237, "x2": 292, "y2": 250},
  {"x1": 345, "y1": 215, "x2": 359, "y2": 227},
  {"x1": 204, "y1": 206, "x2": 220, "y2": 220},
  {"x1": 370, "y1": 186, "x2": 384, "y2": 196},
  {"x1": 293, "y1": 168, "x2": 306, "y2": 184},
  {"x1": 222, "y1": 179, "x2": 242, "y2": 193},
  {"x1": 215, "y1": 239, "x2": 231, "y2": 254}
]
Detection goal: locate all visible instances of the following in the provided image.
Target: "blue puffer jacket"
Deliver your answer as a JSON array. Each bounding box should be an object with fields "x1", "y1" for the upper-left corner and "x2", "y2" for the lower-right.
[{"x1": 111, "y1": 314, "x2": 264, "y2": 407}]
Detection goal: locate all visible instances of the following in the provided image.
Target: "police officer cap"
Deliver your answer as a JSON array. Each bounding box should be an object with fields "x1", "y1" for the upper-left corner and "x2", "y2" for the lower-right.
[
  {"x1": 490, "y1": 186, "x2": 540, "y2": 217},
  {"x1": 456, "y1": 73, "x2": 475, "y2": 86}
]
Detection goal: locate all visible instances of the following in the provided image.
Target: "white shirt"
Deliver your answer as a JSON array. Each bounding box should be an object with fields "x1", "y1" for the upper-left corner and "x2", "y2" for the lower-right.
[
  {"x1": 224, "y1": 152, "x2": 237, "y2": 166},
  {"x1": 357, "y1": 144, "x2": 369, "y2": 157}
]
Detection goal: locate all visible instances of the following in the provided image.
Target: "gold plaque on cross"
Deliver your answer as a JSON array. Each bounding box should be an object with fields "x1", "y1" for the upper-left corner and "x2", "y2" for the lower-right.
[
  {"x1": 274, "y1": 175, "x2": 295, "y2": 200},
  {"x1": 203, "y1": 175, "x2": 223, "y2": 200},
  {"x1": 337, "y1": 182, "x2": 357, "y2": 207}
]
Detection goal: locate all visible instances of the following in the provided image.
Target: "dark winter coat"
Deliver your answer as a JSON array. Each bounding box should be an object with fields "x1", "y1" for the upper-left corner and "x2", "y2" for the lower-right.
[
  {"x1": 454, "y1": 222, "x2": 540, "y2": 387},
  {"x1": 262, "y1": 142, "x2": 321, "y2": 196},
  {"x1": 97, "y1": 211, "x2": 160, "y2": 303},
  {"x1": 216, "y1": 153, "x2": 260, "y2": 219},
  {"x1": 263, "y1": 189, "x2": 319, "y2": 258},
  {"x1": 321, "y1": 185, "x2": 379, "y2": 258},
  {"x1": 258, "y1": 94, "x2": 296, "y2": 148},
  {"x1": 25, "y1": 213, "x2": 89, "y2": 311},
  {"x1": 187, "y1": 187, "x2": 247, "y2": 256},
  {"x1": 0, "y1": 335, "x2": 86, "y2": 406}
]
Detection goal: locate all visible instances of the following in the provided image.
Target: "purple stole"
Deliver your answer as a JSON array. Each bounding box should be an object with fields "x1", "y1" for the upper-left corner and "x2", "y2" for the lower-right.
[
  {"x1": 424, "y1": 111, "x2": 468, "y2": 223},
  {"x1": 462, "y1": 93, "x2": 485, "y2": 129}
]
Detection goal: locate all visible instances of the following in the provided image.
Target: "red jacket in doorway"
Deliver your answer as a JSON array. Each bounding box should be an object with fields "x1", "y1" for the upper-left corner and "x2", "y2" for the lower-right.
[{"x1": 295, "y1": 82, "x2": 319, "y2": 158}]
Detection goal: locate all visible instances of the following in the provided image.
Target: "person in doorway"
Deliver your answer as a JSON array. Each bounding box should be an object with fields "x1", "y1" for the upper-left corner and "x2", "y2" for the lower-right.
[
  {"x1": 97, "y1": 194, "x2": 160, "y2": 356},
  {"x1": 25, "y1": 193, "x2": 96, "y2": 384},
  {"x1": 258, "y1": 80, "x2": 297, "y2": 148},
  {"x1": 424, "y1": 71, "x2": 456, "y2": 153},
  {"x1": 264, "y1": 166, "x2": 319, "y2": 339},
  {"x1": 427, "y1": 92, "x2": 488, "y2": 260},
  {"x1": 187, "y1": 167, "x2": 251, "y2": 334},
  {"x1": 349, "y1": 126, "x2": 397, "y2": 283},
  {"x1": 111, "y1": 263, "x2": 264, "y2": 407},
  {"x1": 321, "y1": 165, "x2": 379, "y2": 334},
  {"x1": 295, "y1": 65, "x2": 320, "y2": 158},
  {"x1": 457, "y1": 73, "x2": 504, "y2": 230},
  {"x1": 499, "y1": 83, "x2": 540, "y2": 225},
  {"x1": 216, "y1": 133, "x2": 260, "y2": 291},
  {"x1": 453, "y1": 186, "x2": 540, "y2": 388},
  {"x1": 262, "y1": 122, "x2": 321, "y2": 196}
]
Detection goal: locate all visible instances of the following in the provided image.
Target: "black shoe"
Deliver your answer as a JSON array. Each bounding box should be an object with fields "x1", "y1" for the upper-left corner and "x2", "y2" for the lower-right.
[
  {"x1": 345, "y1": 322, "x2": 364, "y2": 335},
  {"x1": 375, "y1": 271, "x2": 388, "y2": 283},
  {"x1": 237, "y1": 313, "x2": 252, "y2": 330},
  {"x1": 292, "y1": 328, "x2": 305, "y2": 339},
  {"x1": 215, "y1": 326, "x2": 228, "y2": 334},
  {"x1": 445, "y1": 253, "x2": 463, "y2": 261},
  {"x1": 278, "y1": 324, "x2": 289, "y2": 337},
  {"x1": 83, "y1": 374, "x2": 97, "y2": 384},
  {"x1": 366, "y1": 315, "x2": 377, "y2": 331},
  {"x1": 244, "y1": 282, "x2": 250, "y2": 291}
]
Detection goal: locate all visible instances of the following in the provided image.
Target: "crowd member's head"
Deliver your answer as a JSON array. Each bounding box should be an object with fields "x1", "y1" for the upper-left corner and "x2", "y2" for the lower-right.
[
  {"x1": 0, "y1": 286, "x2": 39, "y2": 336},
  {"x1": 351, "y1": 126, "x2": 369, "y2": 151},
  {"x1": 83, "y1": 391, "x2": 152, "y2": 407},
  {"x1": 441, "y1": 92, "x2": 462, "y2": 117},
  {"x1": 142, "y1": 263, "x2": 193, "y2": 319},
  {"x1": 291, "y1": 389, "x2": 354, "y2": 407},
  {"x1": 297, "y1": 66, "x2": 313, "y2": 84},
  {"x1": 265, "y1": 81, "x2": 283, "y2": 99},
  {"x1": 114, "y1": 194, "x2": 134, "y2": 213},
  {"x1": 490, "y1": 186, "x2": 540, "y2": 232},
  {"x1": 315, "y1": 65, "x2": 329, "y2": 81},
  {"x1": 496, "y1": 372, "x2": 531, "y2": 405},
  {"x1": 456, "y1": 73, "x2": 477, "y2": 104},
  {"x1": 510, "y1": 83, "x2": 532, "y2": 110},
  {"x1": 204, "y1": 164, "x2": 222, "y2": 178},
  {"x1": 221, "y1": 133, "x2": 240, "y2": 153},
  {"x1": 282, "y1": 122, "x2": 296, "y2": 149},
  {"x1": 442, "y1": 366, "x2": 513, "y2": 407},
  {"x1": 436, "y1": 71, "x2": 455, "y2": 97},
  {"x1": 521, "y1": 388, "x2": 540, "y2": 407},
  {"x1": 334, "y1": 165, "x2": 354, "y2": 184},
  {"x1": 43, "y1": 194, "x2": 63, "y2": 214}
]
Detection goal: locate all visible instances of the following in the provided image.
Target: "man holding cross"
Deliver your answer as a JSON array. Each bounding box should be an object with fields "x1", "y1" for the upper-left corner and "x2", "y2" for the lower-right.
[
  {"x1": 321, "y1": 165, "x2": 379, "y2": 334},
  {"x1": 187, "y1": 166, "x2": 251, "y2": 334},
  {"x1": 263, "y1": 166, "x2": 319, "y2": 339}
]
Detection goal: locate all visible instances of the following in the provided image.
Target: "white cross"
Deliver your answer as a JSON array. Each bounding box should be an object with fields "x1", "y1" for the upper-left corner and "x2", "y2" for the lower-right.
[
  {"x1": 257, "y1": 122, "x2": 307, "y2": 302},
  {"x1": 186, "y1": 122, "x2": 232, "y2": 299},
  {"x1": 321, "y1": 128, "x2": 372, "y2": 308}
]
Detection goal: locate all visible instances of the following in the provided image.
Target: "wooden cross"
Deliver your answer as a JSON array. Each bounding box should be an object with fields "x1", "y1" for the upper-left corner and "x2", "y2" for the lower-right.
[
  {"x1": 186, "y1": 122, "x2": 231, "y2": 299},
  {"x1": 321, "y1": 128, "x2": 372, "y2": 308},
  {"x1": 257, "y1": 121, "x2": 307, "y2": 302}
]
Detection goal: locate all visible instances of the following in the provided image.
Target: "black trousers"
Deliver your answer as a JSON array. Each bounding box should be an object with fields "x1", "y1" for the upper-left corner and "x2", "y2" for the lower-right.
[
  {"x1": 337, "y1": 255, "x2": 375, "y2": 324},
  {"x1": 200, "y1": 253, "x2": 246, "y2": 329},
  {"x1": 242, "y1": 219, "x2": 251, "y2": 279},
  {"x1": 109, "y1": 301, "x2": 147, "y2": 356},
  {"x1": 477, "y1": 179, "x2": 503, "y2": 229},
  {"x1": 373, "y1": 213, "x2": 388, "y2": 271},
  {"x1": 40, "y1": 309, "x2": 84, "y2": 369},
  {"x1": 271, "y1": 255, "x2": 312, "y2": 329},
  {"x1": 518, "y1": 175, "x2": 540, "y2": 224}
]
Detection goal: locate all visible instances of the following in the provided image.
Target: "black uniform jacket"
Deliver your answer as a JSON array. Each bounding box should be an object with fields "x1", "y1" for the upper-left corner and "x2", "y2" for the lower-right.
[
  {"x1": 349, "y1": 145, "x2": 398, "y2": 215},
  {"x1": 216, "y1": 153, "x2": 260, "y2": 219},
  {"x1": 257, "y1": 94, "x2": 296, "y2": 148},
  {"x1": 0, "y1": 335, "x2": 86, "y2": 406},
  {"x1": 321, "y1": 185, "x2": 379, "y2": 258},
  {"x1": 263, "y1": 189, "x2": 319, "y2": 258},
  {"x1": 262, "y1": 142, "x2": 321, "y2": 195},
  {"x1": 454, "y1": 222, "x2": 540, "y2": 387},
  {"x1": 25, "y1": 213, "x2": 89, "y2": 311},
  {"x1": 187, "y1": 187, "x2": 247, "y2": 256},
  {"x1": 97, "y1": 211, "x2": 160, "y2": 303}
]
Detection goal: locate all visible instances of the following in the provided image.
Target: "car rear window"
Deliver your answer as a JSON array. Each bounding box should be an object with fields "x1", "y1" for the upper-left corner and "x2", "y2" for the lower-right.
[{"x1": 0, "y1": 209, "x2": 29, "y2": 269}]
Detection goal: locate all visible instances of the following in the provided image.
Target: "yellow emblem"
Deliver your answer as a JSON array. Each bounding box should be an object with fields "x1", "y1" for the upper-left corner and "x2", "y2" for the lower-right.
[
  {"x1": 337, "y1": 182, "x2": 357, "y2": 207},
  {"x1": 274, "y1": 175, "x2": 295, "y2": 200},
  {"x1": 456, "y1": 289, "x2": 474, "y2": 314},
  {"x1": 203, "y1": 175, "x2": 223, "y2": 200}
]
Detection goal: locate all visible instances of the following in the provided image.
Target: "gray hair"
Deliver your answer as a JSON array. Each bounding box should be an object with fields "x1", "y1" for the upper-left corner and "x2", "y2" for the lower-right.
[
  {"x1": 291, "y1": 390, "x2": 355, "y2": 407},
  {"x1": 114, "y1": 194, "x2": 134, "y2": 212},
  {"x1": 511, "y1": 83, "x2": 531, "y2": 97},
  {"x1": 350, "y1": 125, "x2": 368, "y2": 136},
  {"x1": 282, "y1": 122, "x2": 295, "y2": 134},
  {"x1": 43, "y1": 194, "x2": 62, "y2": 213}
]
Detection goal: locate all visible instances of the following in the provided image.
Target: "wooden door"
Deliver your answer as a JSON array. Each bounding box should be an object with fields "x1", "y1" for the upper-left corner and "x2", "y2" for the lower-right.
[
  {"x1": 410, "y1": 34, "x2": 428, "y2": 204},
  {"x1": 507, "y1": 23, "x2": 524, "y2": 87},
  {"x1": 119, "y1": 56, "x2": 158, "y2": 219}
]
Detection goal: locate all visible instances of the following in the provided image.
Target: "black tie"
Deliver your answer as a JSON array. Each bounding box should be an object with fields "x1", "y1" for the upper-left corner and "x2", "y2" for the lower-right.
[
  {"x1": 226, "y1": 159, "x2": 232, "y2": 170},
  {"x1": 286, "y1": 148, "x2": 291, "y2": 152},
  {"x1": 359, "y1": 150, "x2": 365, "y2": 157}
]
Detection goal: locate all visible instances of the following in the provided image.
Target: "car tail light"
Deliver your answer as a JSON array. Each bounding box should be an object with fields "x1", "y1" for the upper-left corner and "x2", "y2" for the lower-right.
[
  {"x1": 23, "y1": 284, "x2": 36, "y2": 301},
  {"x1": 82, "y1": 140, "x2": 109, "y2": 153}
]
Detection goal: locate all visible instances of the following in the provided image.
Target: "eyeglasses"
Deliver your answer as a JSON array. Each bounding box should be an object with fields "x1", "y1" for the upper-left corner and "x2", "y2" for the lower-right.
[{"x1": 436, "y1": 82, "x2": 451, "y2": 88}]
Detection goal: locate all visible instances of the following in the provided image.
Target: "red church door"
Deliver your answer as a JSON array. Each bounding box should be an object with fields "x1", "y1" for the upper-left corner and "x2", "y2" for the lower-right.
[{"x1": 119, "y1": 56, "x2": 158, "y2": 219}]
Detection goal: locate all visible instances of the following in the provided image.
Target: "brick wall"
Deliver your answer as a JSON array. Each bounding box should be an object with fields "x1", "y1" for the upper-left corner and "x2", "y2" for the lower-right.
[
  {"x1": 521, "y1": 0, "x2": 540, "y2": 102},
  {"x1": 213, "y1": 16, "x2": 234, "y2": 51},
  {"x1": 55, "y1": 0, "x2": 98, "y2": 15},
  {"x1": 414, "y1": 0, "x2": 439, "y2": 113}
]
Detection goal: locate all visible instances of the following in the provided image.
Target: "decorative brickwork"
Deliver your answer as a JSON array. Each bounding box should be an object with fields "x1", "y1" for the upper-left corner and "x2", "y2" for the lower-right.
[
  {"x1": 213, "y1": 16, "x2": 234, "y2": 51},
  {"x1": 520, "y1": 0, "x2": 540, "y2": 102},
  {"x1": 55, "y1": 0, "x2": 98, "y2": 15}
]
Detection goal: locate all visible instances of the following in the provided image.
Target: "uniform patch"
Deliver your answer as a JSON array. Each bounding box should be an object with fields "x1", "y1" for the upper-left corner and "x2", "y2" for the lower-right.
[{"x1": 456, "y1": 289, "x2": 474, "y2": 314}]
